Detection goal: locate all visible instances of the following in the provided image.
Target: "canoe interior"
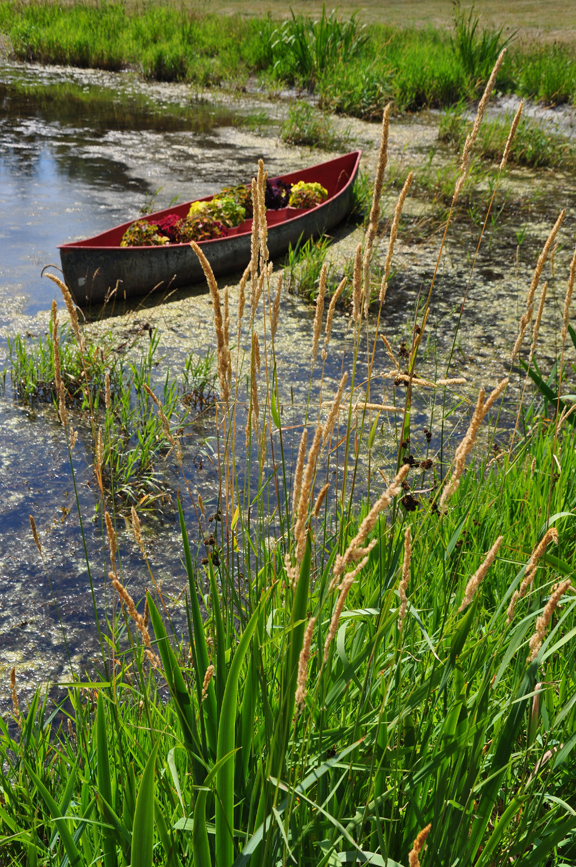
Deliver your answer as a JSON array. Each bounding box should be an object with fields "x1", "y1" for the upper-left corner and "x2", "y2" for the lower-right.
[{"x1": 59, "y1": 150, "x2": 361, "y2": 251}]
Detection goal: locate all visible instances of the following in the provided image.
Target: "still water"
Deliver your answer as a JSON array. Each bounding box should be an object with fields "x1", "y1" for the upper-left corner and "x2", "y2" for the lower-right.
[{"x1": 0, "y1": 59, "x2": 574, "y2": 705}]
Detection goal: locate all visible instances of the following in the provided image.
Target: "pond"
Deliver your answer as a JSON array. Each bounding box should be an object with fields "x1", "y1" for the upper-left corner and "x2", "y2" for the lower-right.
[{"x1": 1, "y1": 58, "x2": 574, "y2": 708}]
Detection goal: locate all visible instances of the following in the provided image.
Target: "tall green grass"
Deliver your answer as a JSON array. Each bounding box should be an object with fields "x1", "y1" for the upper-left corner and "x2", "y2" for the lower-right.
[
  {"x1": 2, "y1": 2, "x2": 576, "y2": 115},
  {"x1": 2, "y1": 71, "x2": 576, "y2": 867}
]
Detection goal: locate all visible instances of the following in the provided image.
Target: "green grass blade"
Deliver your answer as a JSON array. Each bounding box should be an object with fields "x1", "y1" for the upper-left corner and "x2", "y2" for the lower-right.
[
  {"x1": 215, "y1": 602, "x2": 262, "y2": 867},
  {"x1": 96, "y1": 693, "x2": 117, "y2": 867},
  {"x1": 26, "y1": 765, "x2": 82, "y2": 867},
  {"x1": 130, "y1": 741, "x2": 159, "y2": 867}
]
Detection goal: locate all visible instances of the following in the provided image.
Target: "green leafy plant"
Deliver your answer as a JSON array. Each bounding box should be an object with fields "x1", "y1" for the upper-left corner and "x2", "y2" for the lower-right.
[
  {"x1": 270, "y1": 4, "x2": 368, "y2": 85},
  {"x1": 451, "y1": 0, "x2": 516, "y2": 87},
  {"x1": 281, "y1": 101, "x2": 352, "y2": 151}
]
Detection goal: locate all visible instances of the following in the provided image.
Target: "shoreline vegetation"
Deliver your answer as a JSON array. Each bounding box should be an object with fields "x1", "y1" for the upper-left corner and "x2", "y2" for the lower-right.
[
  {"x1": 2, "y1": 50, "x2": 576, "y2": 864},
  {"x1": 1, "y1": 1, "x2": 576, "y2": 116}
]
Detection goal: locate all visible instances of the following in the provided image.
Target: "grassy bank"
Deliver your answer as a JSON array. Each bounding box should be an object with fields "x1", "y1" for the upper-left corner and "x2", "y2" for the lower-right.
[
  {"x1": 2, "y1": 73, "x2": 576, "y2": 866},
  {"x1": 2, "y1": 2, "x2": 576, "y2": 115}
]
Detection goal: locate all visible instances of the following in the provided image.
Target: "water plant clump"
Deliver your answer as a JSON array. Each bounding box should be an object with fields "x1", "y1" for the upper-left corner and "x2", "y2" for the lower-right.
[
  {"x1": 6, "y1": 321, "x2": 217, "y2": 510},
  {"x1": 439, "y1": 107, "x2": 576, "y2": 171},
  {"x1": 3, "y1": 61, "x2": 576, "y2": 867}
]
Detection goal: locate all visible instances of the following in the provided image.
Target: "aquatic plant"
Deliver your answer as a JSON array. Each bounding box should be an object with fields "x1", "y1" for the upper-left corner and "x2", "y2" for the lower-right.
[
  {"x1": 281, "y1": 100, "x2": 352, "y2": 151},
  {"x1": 439, "y1": 105, "x2": 576, "y2": 171}
]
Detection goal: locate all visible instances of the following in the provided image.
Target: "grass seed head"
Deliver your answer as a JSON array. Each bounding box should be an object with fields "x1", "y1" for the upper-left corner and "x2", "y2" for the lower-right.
[
  {"x1": 380, "y1": 170, "x2": 413, "y2": 304},
  {"x1": 409, "y1": 823, "x2": 432, "y2": 867},
  {"x1": 29, "y1": 514, "x2": 42, "y2": 556},
  {"x1": 190, "y1": 241, "x2": 230, "y2": 402},
  {"x1": 500, "y1": 100, "x2": 524, "y2": 170},
  {"x1": 323, "y1": 276, "x2": 346, "y2": 359},
  {"x1": 507, "y1": 527, "x2": 559, "y2": 623},
  {"x1": 398, "y1": 525, "x2": 412, "y2": 630},
  {"x1": 528, "y1": 579, "x2": 572, "y2": 663},
  {"x1": 295, "y1": 616, "x2": 315, "y2": 709},
  {"x1": 10, "y1": 667, "x2": 21, "y2": 728},
  {"x1": 459, "y1": 536, "x2": 503, "y2": 612},
  {"x1": 311, "y1": 263, "x2": 327, "y2": 362}
]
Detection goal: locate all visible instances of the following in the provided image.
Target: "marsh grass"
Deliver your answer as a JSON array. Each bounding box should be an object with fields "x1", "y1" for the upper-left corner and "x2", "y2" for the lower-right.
[
  {"x1": 6, "y1": 324, "x2": 217, "y2": 509},
  {"x1": 283, "y1": 235, "x2": 335, "y2": 300},
  {"x1": 3, "y1": 2, "x2": 576, "y2": 117},
  {"x1": 280, "y1": 101, "x2": 352, "y2": 151},
  {"x1": 439, "y1": 107, "x2": 576, "y2": 171},
  {"x1": 3, "y1": 68, "x2": 576, "y2": 867}
]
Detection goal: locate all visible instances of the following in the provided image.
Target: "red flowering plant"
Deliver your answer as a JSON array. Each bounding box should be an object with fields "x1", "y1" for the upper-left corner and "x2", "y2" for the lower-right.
[
  {"x1": 155, "y1": 214, "x2": 182, "y2": 242},
  {"x1": 176, "y1": 215, "x2": 227, "y2": 242}
]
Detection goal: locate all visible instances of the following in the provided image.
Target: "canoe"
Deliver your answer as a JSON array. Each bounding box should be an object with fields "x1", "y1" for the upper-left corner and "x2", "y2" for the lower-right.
[{"x1": 58, "y1": 150, "x2": 361, "y2": 306}]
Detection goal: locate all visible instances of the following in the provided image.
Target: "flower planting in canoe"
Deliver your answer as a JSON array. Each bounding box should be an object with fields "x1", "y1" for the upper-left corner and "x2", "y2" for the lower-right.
[{"x1": 120, "y1": 178, "x2": 328, "y2": 247}]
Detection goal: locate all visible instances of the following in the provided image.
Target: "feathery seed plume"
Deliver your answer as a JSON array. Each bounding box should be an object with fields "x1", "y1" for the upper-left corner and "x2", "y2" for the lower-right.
[
  {"x1": 10, "y1": 667, "x2": 21, "y2": 727},
  {"x1": 201, "y1": 664, "x2": 215, "y2": 703},
  {"x1": 247, "y1": 331, "x2": 260, "y2": 439},
  {"x1": 453, "y1": 50, "x2": 506, "y2": 203},
  {"x1": 256, "y1": 159, "x2": 268, "y2": 267},
  {"x1": 105, "y1": 511, "x2": 117, "y2": 568},
  {"x1": 529, "y1": 280, "x2": 548, "y2": 362},
  {"x1": 311, "y1": 264, "x2": 327, "y2": 362},
  {"x1": 131, "y1": 506, "x2": 146, "y2": 557},
  {"x1": 440, "y1": 378, "x2": 508, "y2": 510},
  {"x1": 398, "y1": 526, "x2": 412, "y2": 630},
  {"x1": 293, "y1": 425, "x2": 323, "y2": 582},
  {"x1": 237, "y1": 263, "x2": 250, "y2": 336},
  {"x1": 323, "y1": 277, "x2": 346, "y2": 359},
  {"x1": 500, "y1": 100, "x2": 524, "y2": 170},
  {"x1": 331, "y1": 464, "x2": 410, "y2": 590},
  {"x1": 292, "y1": 428, "x2": 308, "y2": 517},
  {"x1": 380, "y1": 171, "x2": 413, "y2": 303},
  {"x1": 313, "y1": 483, "x2": 330, "y2": 517},
  {"x1": 29, "y1": 514, "x2": 42, "y2": 556},
  {"x1": 459, "y1": 536, "x2": 503, "y2": 612},
  {"x1": 190, "y1": 241, "x2": 230, "y2": 401},
  {"x1": 363, "y1": 104, "x2": 391, "y2": 314},
  {"x1": 507, "y1": 527, "x2": 559, "y2": 623},
  {"x1": 104, "y1": 371, "x2": 111, "y2": 410},
  {"x1": 512, "y1": 211, "x2": 565, "y2": 359},
  {"x1": 250, "y1": 178, "x2": 260, "y2": 310},
  {"x1": 409, "y1": 824, "x2": 432, "y2": 867},
  {"x1": 528, "y1": 579, "x2": 572, "y2": 663},
  {"x1": 562, "y1": 243, "x2": 576, "y2": 346},
  {"x1": 110, "y1": 573, "x2": 159, "y2": 665},
  {"x1": 323, "y1": 372, "x2": 348, "y2": 445},
  {"x1": 352, "y1": 243, "x2": 362, "y2": 323},
  {"x1": 324, "y1": 561, "x2": 367, "y2": 662},
  {"x1": 44, "y1": 271, "x2": 85, "y2": 351},
  {"x1": 295, "y1": 617, "x2": 316, "y2": 709},
  {"x1": 381, "y1": 334, "x2": 400, "y2": 369},
  {"x1": 58, "y1": 381, "x2": 68, "y2": 430}
]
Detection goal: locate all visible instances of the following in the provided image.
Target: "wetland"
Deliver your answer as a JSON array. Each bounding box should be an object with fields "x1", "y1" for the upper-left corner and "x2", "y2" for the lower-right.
[{"x1": 1, "y1": 57, "x2": 576, "y2": 704}]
